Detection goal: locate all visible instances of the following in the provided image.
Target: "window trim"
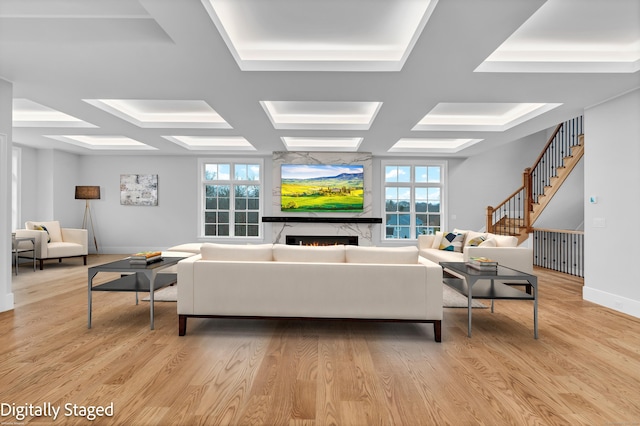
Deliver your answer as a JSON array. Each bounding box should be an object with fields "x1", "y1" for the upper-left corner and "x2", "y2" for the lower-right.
[
  {"x1": 380, "y1": 159, "x2": 447, "y2": 241},
  {"x1": 198, "y1": 158, "x2": 264, "y2": 240}
]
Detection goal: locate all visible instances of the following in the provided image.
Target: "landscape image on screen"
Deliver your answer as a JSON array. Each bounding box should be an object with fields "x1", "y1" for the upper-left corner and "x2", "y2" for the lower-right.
[{"x1": 281, "y1": 164, "x2": 364, "y2": 212}]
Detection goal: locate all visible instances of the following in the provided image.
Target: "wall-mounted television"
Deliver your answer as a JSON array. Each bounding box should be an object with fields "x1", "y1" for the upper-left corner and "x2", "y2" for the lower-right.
[{"x1": 281, "y1": 164, "x2": 364, "y2": 212}]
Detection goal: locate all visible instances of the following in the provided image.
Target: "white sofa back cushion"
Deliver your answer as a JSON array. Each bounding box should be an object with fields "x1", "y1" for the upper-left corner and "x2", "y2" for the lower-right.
[
  {"x1": 345, "y1": 245, "x2": 418, "y2": 264},
  {"x1": 166, "y1": 243, "x2": 203, "y2": 254},
  {"x1": 201, "y1": 243, "x2": 273, "y2": 261},
  {"x1": 26, "y1": 220, "x2": 63, "y2": 243},
  {"x1": 490, "y1": 234, "x2": 518, "y2": 247},
  {"x1": 273, "y1": 244, "x2": 346, "y2": 263}
]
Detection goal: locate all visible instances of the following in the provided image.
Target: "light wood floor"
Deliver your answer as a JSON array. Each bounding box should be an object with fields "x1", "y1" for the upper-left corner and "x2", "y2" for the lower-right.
[{"x1": 2, "y1": 255, "x2": 640, "y2": 425}]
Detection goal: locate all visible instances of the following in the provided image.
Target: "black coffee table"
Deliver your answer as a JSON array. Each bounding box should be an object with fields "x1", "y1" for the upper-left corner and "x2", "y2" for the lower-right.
[
  {"x1": 440, "y1": 262, "x2": 538, "y2": 339},
  {"x1": 88, "y1": 256, "x2": 186, "y2": 330}
]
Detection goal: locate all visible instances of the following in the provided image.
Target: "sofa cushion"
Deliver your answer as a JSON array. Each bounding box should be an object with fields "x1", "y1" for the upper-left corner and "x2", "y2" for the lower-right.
[
  {"x1": 201, "y1": 243, "x2": 273, "y2": 261},
  {"x1": 345, "y1": 246, "x2": 418, "y2": 264},
  {"x1": 166, "y1": 243, "x2": 203, "y2": 254},
  {"x1": 439, "y1": 232, "x2": 464, "y2": 252},
  {"x1": 479, "y1": 238, "x2": 497, "y2": 247},
  {"x1": 34, "y1": 224, "x2": 51, "y2": 243},
  {"x1": 488, "y1": 234, "x2": 518, "y2": 247},
  {"x1": 273, "y1": 244, "x2": 345, "y2": 263},
  {"x1": 431, "y1": 231, "x2": 444, "y2": 249},
  {"x1": 420, "y1": 248, "x2": 462, "y2": 263},
  {"x1": 465, "y1": 231, "x2": 488, "y2": 248},
  {"x1": 26, "y1": 220, "x2": 63, "y2": 243}
]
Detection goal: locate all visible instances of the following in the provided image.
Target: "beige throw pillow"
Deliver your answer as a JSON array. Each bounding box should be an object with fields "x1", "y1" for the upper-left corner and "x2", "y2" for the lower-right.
[{"x1": 200, "y1": 243, "x2": 273, "y2": 261}]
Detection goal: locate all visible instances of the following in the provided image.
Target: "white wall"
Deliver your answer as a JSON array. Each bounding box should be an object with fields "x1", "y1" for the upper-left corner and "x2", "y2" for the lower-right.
[
  {"x1": 1, "y1": 78, "x2": 14, "y2": 312},
  {"x1": 584, "y1": 88, "x2": 640, "y2": 318},
  {"x1": 448, "y1": 131, "x2": 549, "y2": 231},
  {"x1": 534, "y1": 158, "x2": 584, "y2": 230}
]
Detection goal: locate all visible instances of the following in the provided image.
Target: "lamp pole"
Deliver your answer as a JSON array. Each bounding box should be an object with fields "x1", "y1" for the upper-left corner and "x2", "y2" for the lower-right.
[{"x1": 83, "y1": 199, "x2": 99, "y2": 254}]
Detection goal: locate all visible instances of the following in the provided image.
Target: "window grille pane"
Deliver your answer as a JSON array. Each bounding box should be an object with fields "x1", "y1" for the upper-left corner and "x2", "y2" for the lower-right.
[
  {"x1": 218, "y1": 164, "x2": 230, "y2": 180},
  {"x1": 235, "y1": 212, "x2": 246, "y2": 223},
  {"x1": 218, "y1": 225, "x2": 229, "y2": 236},
  {"x1": 428, "y1": 166, "x2": 441, "y2": 183},
  {"x1": 205, "y1": 198, "x2": 217, "y2": 209},
  {"x1": 247, "y1": 165, "x2": 260, "y2": 181},
  {"x1": 235, "y1": 198, "x2": 247, "y2": 210},
  {"x1": 248, "y1": 225, "x2": 259, "y2": 236},
  {"x1": 248, "y1": 212, "x2": 259, "y2": 223},
  {"x1": 248, "y1": 199, "x2": 259, "y2": 210},
  {"x1": 428, "y1": 215, "x2": 441, "y2": 226},
  {"x1": 415, "y1": 166, "x2": 428, "y2": 182},
  {"x1": 235, "y1": 164, "x2": 248, "y2": 180},
  {"x1": 235, "y1": 225, "x2": 247, "y2": 236},
  {"x1": 219, "y1": 197, "x2": 230, "y2": 210},
  {"x1": 205, "y1": 225, "x2": 216, "y2": 236},
  {"x1": 204, "y1": 212, "x2": 217, "y2": 223},
  {"x1": 205, "y1": 164, "x2": 217, "y2": 180},
  {"x1": 218, "y1": 212, "x2": 229, "y2": 223},
  {"x1": 385, "y1": 166, "x2": 397, "y2": 182},
  {"x1": 247, "y1": 185, "x2": 260, "y2": 197}
]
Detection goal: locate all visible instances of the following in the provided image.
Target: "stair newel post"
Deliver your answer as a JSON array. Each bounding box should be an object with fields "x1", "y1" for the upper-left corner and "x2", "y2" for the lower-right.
[
  {"x1": 524, "y1": 168, "x2": 533, "y2": 232},
  {"x1": 486, "y1": 206, "x2": 494, "y2": 234}
]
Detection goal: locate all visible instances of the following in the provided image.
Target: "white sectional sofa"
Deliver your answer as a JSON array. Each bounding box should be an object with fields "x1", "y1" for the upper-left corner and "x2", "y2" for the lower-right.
[
  {"x1": 418, "y1": 229, "x2": 533, "y2": 275},
  {"x1": 176, "y1": 243, "x2": 444, "y2": 342}
]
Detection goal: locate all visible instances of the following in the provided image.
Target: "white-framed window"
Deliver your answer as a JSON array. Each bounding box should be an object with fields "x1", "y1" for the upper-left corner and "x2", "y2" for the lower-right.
[
  {"x1": 382, "y1": 160, "x2": 445, "y2": 240},
  {"x1": 199, "y1": 159, "x2": 263, "y2": 238},
  {"x1": 11, "y1": 147, "x2": 21, "y2": 231}
]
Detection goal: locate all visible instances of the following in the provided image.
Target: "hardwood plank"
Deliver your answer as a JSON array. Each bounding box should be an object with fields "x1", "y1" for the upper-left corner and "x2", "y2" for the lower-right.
[{"x1": 2, "y1": 255, "x2": 640, "y2": 425}]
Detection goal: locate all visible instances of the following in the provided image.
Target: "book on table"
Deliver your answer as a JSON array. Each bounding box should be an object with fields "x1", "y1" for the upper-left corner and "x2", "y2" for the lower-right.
[
  {"x1": 466, "y1": 256, "x2": 498, "y2": 270},
  {"x1": 129, "y1": 251, "x2": 163, "y2": 264}
]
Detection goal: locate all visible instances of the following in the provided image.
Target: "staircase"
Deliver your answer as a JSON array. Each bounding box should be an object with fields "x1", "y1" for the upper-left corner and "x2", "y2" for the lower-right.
[{"x1": 487, "y1": 116, "x2": 584, "y2": 244}]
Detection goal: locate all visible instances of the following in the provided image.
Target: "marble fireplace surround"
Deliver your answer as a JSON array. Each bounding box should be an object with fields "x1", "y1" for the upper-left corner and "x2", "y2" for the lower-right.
[{"x1": 269, "y1": 152, "x2": 380, "y2": 246}]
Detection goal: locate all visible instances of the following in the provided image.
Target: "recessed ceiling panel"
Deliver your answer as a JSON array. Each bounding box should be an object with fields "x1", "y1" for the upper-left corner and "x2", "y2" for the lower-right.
[
  {"x1": 261, "y1": 101, "x2": 382, "y2": 130},
  {"x1": 477, "y1": 0, "x2": 640, "y2": 73},
  {"x1": 282, "y1": 137, "x2": 363, "y2": 152},
  {"x1": 163, "y1": 136, "x2": 255, "y2": 151},
  {"x1": 44, "y1": 135, "x2": 155, "y2": 150},
  {"x1": 413, "y1": 102, "x2": 561, "y2": 131},
  {"x1": 13, "y1": 99, "x2": 96, "y2": 128},
  {"x1": 84, "y1": 99, "x2": 232, "y2": 129},
  {"x1": 389, "y1": 138, "x2": 482, "y2": 154},
  {"x1": 202, "y1": 0, "x2": 438, "y2": 71}
]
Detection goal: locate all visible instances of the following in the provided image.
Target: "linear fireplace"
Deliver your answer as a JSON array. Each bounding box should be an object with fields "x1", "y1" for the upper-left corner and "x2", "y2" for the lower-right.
[{"x1": 286, "y1": 235, "x2": 358, "y2": 246}]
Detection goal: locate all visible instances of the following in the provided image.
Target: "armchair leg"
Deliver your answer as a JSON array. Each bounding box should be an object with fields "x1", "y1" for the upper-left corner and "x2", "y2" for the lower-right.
[{"x1": 83, "y1": 255, "x2": 87, "y2": 265}]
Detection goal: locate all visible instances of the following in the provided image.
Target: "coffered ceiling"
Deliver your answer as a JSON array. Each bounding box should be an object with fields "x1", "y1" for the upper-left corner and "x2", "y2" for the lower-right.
[{"x1": 1, "y1": 0, "x2": 638, "y2": 157}]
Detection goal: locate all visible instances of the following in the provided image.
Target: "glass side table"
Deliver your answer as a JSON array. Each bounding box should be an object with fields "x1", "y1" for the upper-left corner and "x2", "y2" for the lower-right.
[{"x1": 12, "y1": 233, "x2": 36, "y2": 275}]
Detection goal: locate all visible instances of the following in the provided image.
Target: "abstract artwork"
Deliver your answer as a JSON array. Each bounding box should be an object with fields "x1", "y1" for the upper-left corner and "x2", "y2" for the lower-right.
[{"x1": 120, "y1": 174, "x2": 158, "y2": 206}]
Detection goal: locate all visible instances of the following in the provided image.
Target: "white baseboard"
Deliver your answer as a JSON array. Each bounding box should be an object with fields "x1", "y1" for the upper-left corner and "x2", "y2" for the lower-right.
[
  {"x1": 583, "y1": 286, "x2": 640, "y2": 318},
  {"x1": 0, "y1": 292, "x2": 15, "y2": 313}
]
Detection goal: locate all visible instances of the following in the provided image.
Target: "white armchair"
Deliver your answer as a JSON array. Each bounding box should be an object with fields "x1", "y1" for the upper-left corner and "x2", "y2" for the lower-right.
[{"x1": 14, "y1": 221, "x2": 88, "y2": 270}]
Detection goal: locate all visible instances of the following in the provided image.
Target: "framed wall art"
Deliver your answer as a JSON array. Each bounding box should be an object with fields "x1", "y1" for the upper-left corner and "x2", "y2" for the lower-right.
[{"x1": 120, "y1": 174, "x2": 158, "y2": 206}]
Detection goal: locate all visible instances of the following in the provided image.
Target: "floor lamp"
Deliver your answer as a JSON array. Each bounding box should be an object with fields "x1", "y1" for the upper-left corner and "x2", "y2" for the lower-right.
[{"x1": 75, "y1": 185, "x2": 100, "y2": 254}]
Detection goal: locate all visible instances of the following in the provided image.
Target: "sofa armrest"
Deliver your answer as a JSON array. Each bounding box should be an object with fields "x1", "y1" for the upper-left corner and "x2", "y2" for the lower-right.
[
  {"x1": 14, "y1": 229, "x2": 48, "y2": 258},
  {"x1": 61, "y1": 228, "x2": 88, "y2": 252},
  {"x1": 464, "y1": 246, "x2": 533, "y2": 274},
  {"x1": 177, "y1": 254, "x2": 201, "y2": 314},
  {"x1": 417, "y1": 235, "x2": 436, "y2": 250}
]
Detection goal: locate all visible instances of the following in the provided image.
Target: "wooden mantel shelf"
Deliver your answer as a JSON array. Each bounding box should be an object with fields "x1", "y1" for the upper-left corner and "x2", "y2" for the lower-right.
[{"x1": 262, "y1": 216, "x2": 382, "y2": 224}]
